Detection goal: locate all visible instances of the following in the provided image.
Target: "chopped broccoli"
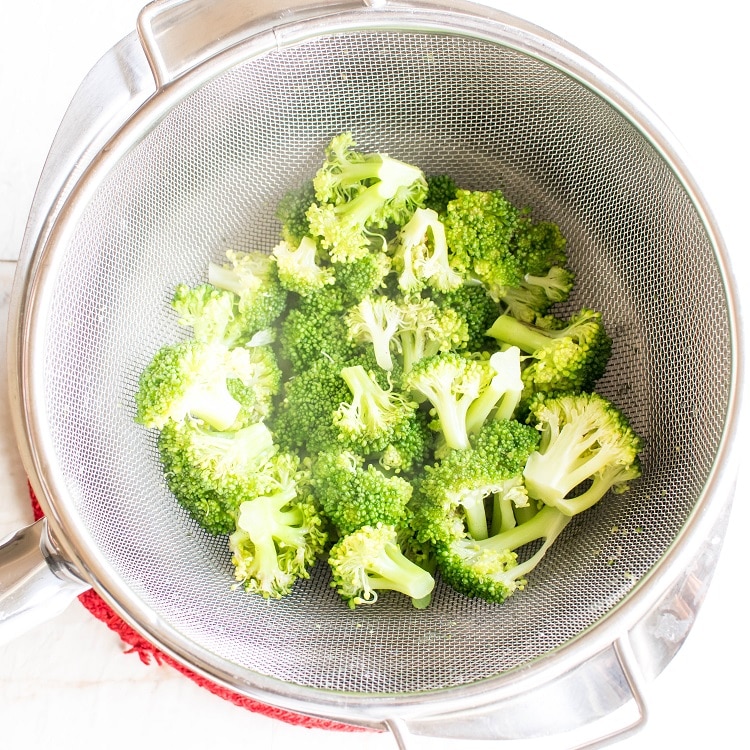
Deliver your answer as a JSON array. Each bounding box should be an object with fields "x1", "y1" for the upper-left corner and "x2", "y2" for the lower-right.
[
  {"x1": 170, "y1": 283, "x2": 247, "y2": 347},
  {"x1": 412, "y1": 418, "x2": 539, "y2": 546},
  {"x1": 208, "y1": 250, "x2": 287, "y2": 335},
  {"x1": 230, "y1": 453, "x2": 328, "y2": 598},
  {"x1": 423, "y1": 173, "x2": 459, "y2": 215},
  {"x1": 158, "y1": 419, "x2": 279, "y2": 534},
  {"x1": 501, "y1": 265, "x2": 575, "y2": 324},
  {"x1": 435, "y1": 282, "x2": 500, "y2": 353},
  {"x1": 443, "y1": 189, "x2": 524, "y2": 299},
  {"x1": 513, "y1": 216, "x2": 568, "y2": 277},
  {"x1": 275, "y1": 180, "x2": 317, "y2": 246},
  {"x1": 345, "y1": 294, "x2": 404, "y2": 371},
  {"x1": 486, "y1": 308, "x2": 612, "y2": 398},
  {"x1": 311, "y1": 450, "x2": 413, "y2": 536},
  {"x1": 436, "y1": 504, "x2": 572, "y2": 603},
  {"x1": 332, "y1": 251, "x2": 392, "y2": 305},
  {"x1": 391, "y1": 207, "x2": 464, "y2": 294},
  {"x1": 328, "y1": 522, "x2": 435, "y2": 608},
  {"x1": 271, "y1": 236, "x2": 335, "y2": 297},
  {"x1": 523, "y1": 392, "x2": 642, "y2": 515}
]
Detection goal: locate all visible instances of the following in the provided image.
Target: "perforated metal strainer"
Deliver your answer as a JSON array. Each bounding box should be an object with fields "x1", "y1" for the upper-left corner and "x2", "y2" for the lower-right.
[{"x1": 2, "y1": 1, "x2": 742, "y2": 747}]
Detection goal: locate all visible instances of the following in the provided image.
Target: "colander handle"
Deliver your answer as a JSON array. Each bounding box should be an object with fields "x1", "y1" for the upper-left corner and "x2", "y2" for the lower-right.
[
  {"x1": 0, "y1": 518, "x2": 89, "y2": 646},
  {"x1": 383, "y1": 635, "x2": 649, "y2": 749},
  {"x1": 136, "y1": 0, "x2": 377, "y2": 89}
]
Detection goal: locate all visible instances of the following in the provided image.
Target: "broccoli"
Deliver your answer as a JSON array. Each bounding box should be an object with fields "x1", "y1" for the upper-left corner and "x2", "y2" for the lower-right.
[
  {"x1": 158, "y1": 419, "x2": 279, "y2": 534},
  {"x1": 271, "y1": 236, "x2": 335, "y2": 297},
  {"x1": 436, "y1": 504, "x2": 572, "y2": 603},
  {"x1": 275, "y1": 180, "x2": 317, "y2": 246},
  {"x1": 443, "y1": 189, "x2": 524, "y2": 299},
  {"x1": 307, "y1": 133, "x2": 427, "y2": 262},
  {"x1": 435, "y1": 282, "x2": 500, "y2": 353},
  {"x1": 412, "y1": 418, "x2": 539, "y2": 546},
  {"x1": 208, "y1": 250, "x2": 287, "y2": 335},
  {"x1": 332, "y1": 251, "x2": 392, "y2": 306},
  {"x1": 345, "y1": 294, "x2": 404, "y2": 371},
  {"x1": 423, "y1": 173, "x2": 459, "y2": 215},
  {"x1": 512, "y1": 216, "x2": 568, "y2": 278},
  {"x1": 523, "y1": 392, "x2": 642, "y2": 515},
  {"x1": 311, "y1": 450, "x2": 413, "y2": 537},
  {"x1": 390, "y1": 207, "x2": 464, "y2": 294},
  {"x1": 486, "y1": 308, "x2": 612, "y2": 398},
  {"x1": 501, "y1": 265, "x2": 575, "y2": 324},
  {"x1": 135, "y1": 340, "x2": 260, "y2": 432},
  {"x1": 170, "y1": 283, "x2": 248, "y2": 347},
  {"x1": 328, "y1": 522, "x2": 435, "y2": 608},
  {"x1": 230, "y1": 452, "x2": 328, "y2": 598}
]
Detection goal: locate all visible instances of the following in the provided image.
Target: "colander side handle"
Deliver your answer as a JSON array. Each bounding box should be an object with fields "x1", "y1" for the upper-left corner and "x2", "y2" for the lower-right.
[
  {"x1": 383, "y1": 635, "x2": 649, "y2": 749},
  {"x1": 136, "y1": 0, "x2": 375, "y2": 89},
  {"x1": 0, "y1": 518, "x2": 90, "y2": 646}
]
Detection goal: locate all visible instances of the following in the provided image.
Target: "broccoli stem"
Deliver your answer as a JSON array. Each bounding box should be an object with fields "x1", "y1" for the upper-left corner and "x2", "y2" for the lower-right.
[
  {"x1": 460, "y1": 488, "x2": 491, "y2": 540},
  {"x1": 337, "y1": 157, "x2": 423, "y2": 196},
  {"x1": 491, "y1": 492, "x2": 517, "y2": 535},
  {"x1": 486, "y1": 314, "x2": 553, "y2": 353},
  {"x1": 478, "y1": 504, "x2": 570, "y2": 556},
  {"x1": 367, "y1": 541, "x2": 436, "y2": 600},
  {"x1": 189, "y1": 381, "x2": 242, "y2": 431}
]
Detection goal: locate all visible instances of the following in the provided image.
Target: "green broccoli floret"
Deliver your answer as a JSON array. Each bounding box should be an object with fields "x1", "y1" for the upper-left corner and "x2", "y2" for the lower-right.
[
  {"x1": 278, "y1": 285, "x2": 355, "y2": 371},
  {"x1": 423, "y1": 174, "x2": 459, "y2": 215},
  {"x1": 501, "y1": 266, "x2": 575, "y2": 324},
  {"x1": 158, "y1": 419, "x2": 279, "y2": 534},
  {"x1": 395, "y1": 296, "x2": 469, "y2": 374},
  {"x1": 275, "y1": 180, "x2": 316, "y2": 246},
  {"x1": 225, "y1": 343, "x2": 282, "y2": 424},
  {"x1": 208, "y1": 250, "x2": 287, "y2": 335},
  {"x1": 486, "y1": 308, "x2": 612, "y2": 398},
  {"x1": 229, "y1": 452, "x2": 328, "y2": 598},
  {"x1": 170, "y1": 283, "x2": 249, "y2": 347},
  {"x1": 345, "y1": 294, "x2": 404, "y2": 371},
  {"x1": 523, "y1": 392, "x2": 642, "y2": 515},
  {"x1": 412, "y1": 418, "x2": 539, "y2": 546},
  {"x1": 134, "y1": 340, "x2": 259, "y2": 431},
  {"x1": 513, "y1": 216, "x2": 568, "y2": 277},
  {"x1": 307, "y1": 133, "x2": 427, "y2": 262},
  {"x1": 390, "y1": 207, "x2": 464, "y2": 295},
  {"x1": 332, "y1": 251, "x2": 392, "y2": 306},
  {"x1": 311, "y1": 450, "x2": 413, "y2": 537},
  {"x1": 328, "y1": 522, "x2": 435, "y2": 608},
  {"x1": 270, "y1": 355, "x2": 350, "y2": 455},
  {"x1": 443, "y1": 189, "x2": 524, "y2": 299},
  {"x1": 436, "y1": 504, "x2": 572, "y2": 603},
  {"x1": 435, "y1": 283, "x2": 500, "y2": 353},
  {"x1": 271, "y1": 236, "x2": 335, "y2": 297}
]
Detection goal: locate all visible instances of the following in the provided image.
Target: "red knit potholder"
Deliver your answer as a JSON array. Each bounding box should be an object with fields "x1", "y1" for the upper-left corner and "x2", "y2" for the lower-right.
[{"x1": 28, "y1": 485, "x2": 366, "y2": 733}]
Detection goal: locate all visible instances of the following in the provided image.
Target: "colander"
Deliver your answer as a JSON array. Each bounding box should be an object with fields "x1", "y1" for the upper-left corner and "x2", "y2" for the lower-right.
[{"x1": 0, "y1": 0, "x2": 742, "y2": 747}]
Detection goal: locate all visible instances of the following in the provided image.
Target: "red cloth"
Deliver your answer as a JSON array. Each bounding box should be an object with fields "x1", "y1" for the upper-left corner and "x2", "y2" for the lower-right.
[{"x1": 28, "y1": 485, "x2": 366, "y2": 733}]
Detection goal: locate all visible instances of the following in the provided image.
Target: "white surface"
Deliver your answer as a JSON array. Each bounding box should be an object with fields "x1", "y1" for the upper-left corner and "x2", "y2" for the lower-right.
[{"x1": 0, "y1": 1, "x2": 747, "y2": 748}]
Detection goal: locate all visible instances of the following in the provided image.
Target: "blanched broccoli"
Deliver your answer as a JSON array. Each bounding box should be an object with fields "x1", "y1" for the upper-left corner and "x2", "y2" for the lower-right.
[
  {"x1": 158, "y1": 419, "x2": 279, "y2": 534},
  {"x1": 523, "y1": 392, "x2": 642, "y2": 515},
  {"x1": 391, "y1": 207, "x2": 463, "y2": 294},
  {"x1": 170, "y1": 283, "x2": 246, "y2": 347},
  {"x1": 208, "y1": 250, "x2": 287, "y2": 335},
  {"x1": 271, "y1": 236, "x2": 335, "y2": 297},
  {"x1": 328, "y1": 522, "x2": 435, "y2": 608},
  {"x1": 487, "y1": 308, "x2": 612, "y2": 399},
  {"x1": 513, "y1": 215, "x2": 568, "y2": 278},
  {"x1": 423, "y1": 173, "x2": 459, "y2": 215},
  {"x1": 275, "y1": 180, "x2": 316, "y2": 246},
  {"x1": 501, "y1": 265, "x2": 575, "y2": 324},
  {"x1": 436, "y1": 504, "x2": 572, "y2": 603},
  {"x1": 332, "y1": 251, "x2": 392, "y2": 306},
  {"x1": 412, "y1": 418, "x2": 539, "y2": 546},
  {"x1": 345, "y1": 294, "x2": 404, "y2": 372},
  {"x1": 311, "y1": 450, "x2": 413, "y2": 536},
  {"x1": 435, "y1": 282, "x2": 500, "y2": 353},
  {"x1": 230, "y1": 452, "x2": 328, "y2": 598}
]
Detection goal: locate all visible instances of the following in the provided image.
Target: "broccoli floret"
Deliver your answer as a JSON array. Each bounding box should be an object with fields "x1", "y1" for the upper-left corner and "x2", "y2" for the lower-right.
[
  {"x1": 523, "y1": 392, "x2": 642, "y2": 515},
  {"x1": 412, "y1": 418, "x2": 539, "y2": 546},
  {"x1": 345, "y1": 294, "x2": 404, "y2": 371},
  {"x1": 275, "y1": 180, "x2": 317, "y2": 246},
  {"x1": 501, "y1": 266, "x2": 575, "y2": 324},
  {"x1": 328, "y1": 522, "x2": 435, "y2": 608},
  {"x1": 513, "y1": 216, "x2": 568, "y2": 277},
  {"x1": 486, "y1": 308, "x2": 612, "y2": 399},
  {"x1": 158, "y1": 419, "x2": 279, "y2": 534},
  {"x1": 278, "y1": 285, "x2": 355, "y2": 371},
  {"x1": 435, "y1": 282, "x2": 500, "y2": 353},
  {"x1": 391, "y1": 207, "x2": 464, "y2": 295},
  {"x1": 307, "y1": 133, "x2": 427, "y2": 262},
  {"x1": 311, "y1": 450, "x2": 413, "y2": 537},
  {"x1": 436, "y1": 504, "x2": 572, "y2": 603},
  {"x1": 270, "y1": 355, "x2": 350, "y2": 455},
  {"x1": 423, "y1": 174, "x2": 459, "y2": 215},
  {"x1": 443, "y1": 189, "x2": 524, "y2": 299},
  {"x1": 332, "y1": 251, "x2": 392, "y2": 306},
  {"x1": 134, "y1": 340, "x2": 259, "y2": 431},
  {"x1": 271, "y1": 236, "x2": 335, "y2": 297},
  {"x1": 230, "y1": 453, "x2": 328, "y2": 598},
  {"x1": 395, "y1": 296, "x2": 469, "y2": 373},
  {"x1": 225, "y1": 343, "x2": 282, "y2": 424},
  {"x1": 490, "y1": 475, "x2": 531, "y2": 535},
  {"x1": 208, "y1": 250, "x2": 287, "y2": 335}
]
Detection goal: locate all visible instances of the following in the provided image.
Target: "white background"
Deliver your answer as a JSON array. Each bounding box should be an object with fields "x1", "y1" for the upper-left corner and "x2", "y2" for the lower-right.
[{"x1": 1, "y1": 1, "x2": 747, "y2": 748}]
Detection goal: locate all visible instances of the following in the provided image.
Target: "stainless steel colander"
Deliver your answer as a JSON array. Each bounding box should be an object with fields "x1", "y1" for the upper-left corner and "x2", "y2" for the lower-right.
[{"x1": 1, "y1": 0, "x2": 742, "y2": 747}]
